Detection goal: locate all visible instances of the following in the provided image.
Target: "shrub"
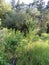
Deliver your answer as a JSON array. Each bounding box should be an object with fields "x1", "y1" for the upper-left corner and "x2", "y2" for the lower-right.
[
  {"x1": 3, "y1": 30, "x2": 49, "y2": 65},
  {"x1": 4, "y1": 30, "x2": 28, "y2": 60}
]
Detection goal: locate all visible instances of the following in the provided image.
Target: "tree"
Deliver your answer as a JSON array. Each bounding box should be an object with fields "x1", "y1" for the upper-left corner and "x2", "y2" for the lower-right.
[
  {"x1": 2, "y1": 11, "x2": 31, "y2": 35},
  {"x1": 35, "y1": 0, "x2": 45, "y2": 12},
  {"x1": 46, "y1": 1, "x2": 49, "y2": 10},
  {"x1": 31, "y1": 0, "x2": 47, "y2": 35},
  {"x1": 0, "y1": 0, "x2": 12, "y2": 21},
  {"x1": 0, "y1": 0, "x2": 5, "y2": 20},
  {"x1": 11, "y1": 0, "x2": 15, "y2": 9}
]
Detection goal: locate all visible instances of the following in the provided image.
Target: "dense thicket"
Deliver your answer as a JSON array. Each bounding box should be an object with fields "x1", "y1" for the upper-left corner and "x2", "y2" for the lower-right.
[{"x1": 0, "y1": 0, "x2": 49, "y2": 65}]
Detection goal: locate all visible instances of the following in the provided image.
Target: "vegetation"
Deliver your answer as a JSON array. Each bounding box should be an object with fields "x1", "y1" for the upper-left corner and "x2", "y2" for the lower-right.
[{"x1": 0, "y1": 0, "x2": 49, "y2": 65}]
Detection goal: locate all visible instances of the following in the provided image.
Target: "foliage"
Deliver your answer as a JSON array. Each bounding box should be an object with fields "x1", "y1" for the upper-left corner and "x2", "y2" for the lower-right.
[
  {"x1": 16, "y1": 42, "x2": 49, "y2": 65},
  {"x1": 0, "y1": 0, "x2": 12, "y2": 21},
  {"x1": 0, "y1": 30, "x2": 49, "y2": 65},
  {"x1": 2, "y1": 10, "x2": 33, "y2": 34},
  {"x1": 0, "y1": 50, "x2": 10, "y2": 65},
  {"x1": 0, "y1": 0, "x2": 49, "y2": 65}
]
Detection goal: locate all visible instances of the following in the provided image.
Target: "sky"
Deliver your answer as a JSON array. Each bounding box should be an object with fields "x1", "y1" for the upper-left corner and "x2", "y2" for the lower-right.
[{"x1": 5, "y1": 0, "x2": 49, "y2": 5}]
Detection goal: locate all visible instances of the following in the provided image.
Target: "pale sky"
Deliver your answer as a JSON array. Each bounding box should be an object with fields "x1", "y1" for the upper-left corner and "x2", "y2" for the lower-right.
[{"x1": 5, "y1": 0, "x2": 49, "y2": 4}]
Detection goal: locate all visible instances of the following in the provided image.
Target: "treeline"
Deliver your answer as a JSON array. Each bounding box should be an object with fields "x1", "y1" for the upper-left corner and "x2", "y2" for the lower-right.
[{"x1": 0, "y1": 0, "x2": 49, "y2": 35}]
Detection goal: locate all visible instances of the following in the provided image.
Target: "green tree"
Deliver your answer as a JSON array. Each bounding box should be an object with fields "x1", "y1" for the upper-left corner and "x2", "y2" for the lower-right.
[
  {"x1": 11, "y1": 0, "x2": 15, "y2": 9},
  {"x1": 2, "y1": 11, "x2": 31, "y2": 34},
  {"x1": 0, "y1": 0, "x2": 12, "y2": 21}
]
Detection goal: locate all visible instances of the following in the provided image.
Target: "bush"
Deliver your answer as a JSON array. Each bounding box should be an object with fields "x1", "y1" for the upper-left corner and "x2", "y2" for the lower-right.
[
  {"x1": 4, "y1": 30, "x2": 28, "y2": 60},
  {"x1": 3, "y1": 30, "x2": 49, "y2": 65},
  {"x1": 0, "y1": 29, "x2": 48, "y2": 65}
]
